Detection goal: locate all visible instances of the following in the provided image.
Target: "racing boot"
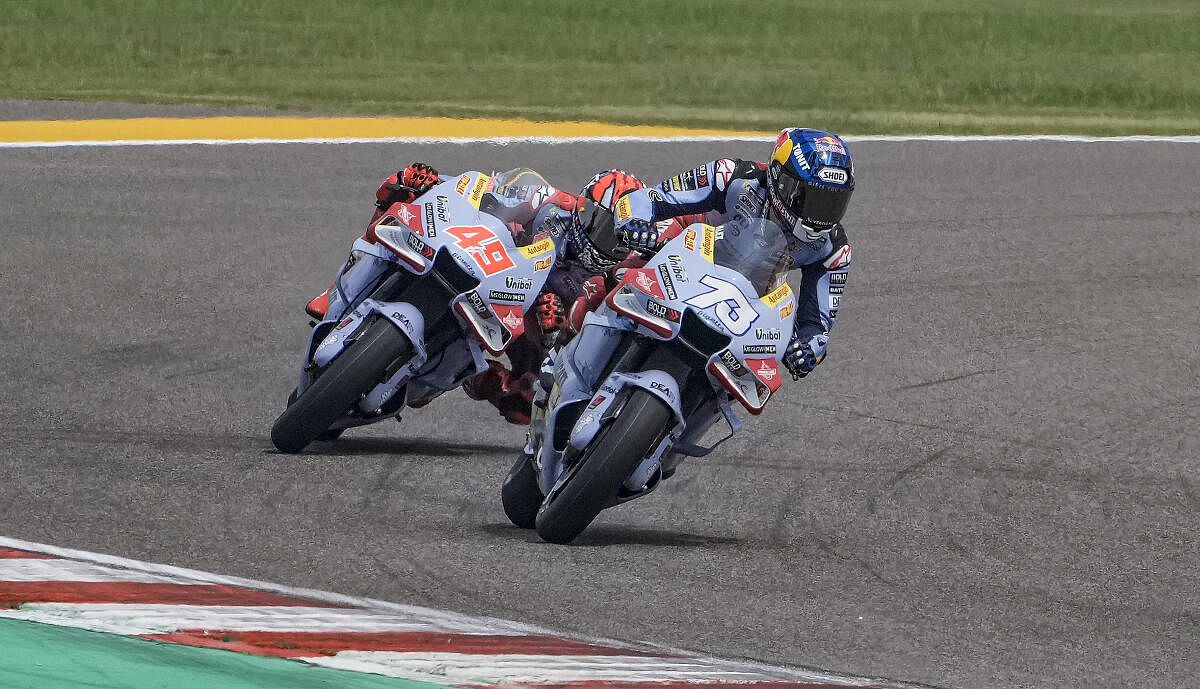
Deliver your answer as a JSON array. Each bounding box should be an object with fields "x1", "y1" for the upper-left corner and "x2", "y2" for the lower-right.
[
  {"x1": 495, "y1": 372, "x2": 537, "y2": 425},
  {"x1": 304, "y1": 249, "x2": 391, "y2": 322},
  {"x1": 305, "y1": 283, "x2": 335, "y2": 319},
  {"x1": 462, "y1": 360, "x2": 508, "y2": 404},
  {"x1": 462, "y1": 361, "x2": 535, "y2": 425}
]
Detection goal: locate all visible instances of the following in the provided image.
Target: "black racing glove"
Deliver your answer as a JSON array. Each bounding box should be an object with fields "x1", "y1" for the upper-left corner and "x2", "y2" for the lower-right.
[
  {"x1": 620, "y1": 219, "x2": 663, "y2": 253},
  {"x1": 783, "y1": 333, "x2": 828, "y2": 380}
]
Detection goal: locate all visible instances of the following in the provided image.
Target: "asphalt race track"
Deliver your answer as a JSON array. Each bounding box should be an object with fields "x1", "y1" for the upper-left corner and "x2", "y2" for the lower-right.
[{"x1": 2, "y1": 107, "x2": 1198, "y2": 689}]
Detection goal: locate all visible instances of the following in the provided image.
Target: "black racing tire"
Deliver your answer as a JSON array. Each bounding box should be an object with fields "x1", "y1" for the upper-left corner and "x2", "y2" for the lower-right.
[
  {"x1": 283, "y1": 388, "x2": 342, "y2": 442},
  {"x1": 501, "y1": 451, "x2": 543, "y2": 529},
  {"x1": 534, "y1": 389, "x2": 672, "y2": 544},
  {"x1": 271, "y1": 319, "x2": 411, "y2": 454}
]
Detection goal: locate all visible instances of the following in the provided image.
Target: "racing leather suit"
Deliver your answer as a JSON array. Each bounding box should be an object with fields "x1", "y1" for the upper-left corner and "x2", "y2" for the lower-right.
[{"x1": 617, "y1": 159, "x2": 851, "y2": 376}]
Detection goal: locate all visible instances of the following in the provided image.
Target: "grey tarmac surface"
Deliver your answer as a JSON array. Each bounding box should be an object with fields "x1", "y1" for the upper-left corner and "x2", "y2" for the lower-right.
[{"x1": 1, "y1": 112, "x2": 1198, "y2": 689}]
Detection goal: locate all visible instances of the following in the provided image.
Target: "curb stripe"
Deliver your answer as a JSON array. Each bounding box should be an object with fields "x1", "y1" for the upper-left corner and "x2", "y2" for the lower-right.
[
  {"x1": 0, "y1": 536, "x2": 555, "y2": 634},
  {"x1": 142, "y1": 630, "x2": 665, "y2": 658},
  {"x1": 307, "y1": 652, "x2": 772, "y2": 683},
  {"x1": 0, "y1": 548, "x2": 52, "y2": 559},
  {"x1": 6, "y1": 603, "x2": 507, "y2": 635},
  {"x1": 0, "y1": 617, "x2": 459, "y2": 689},
  {"x1": 0, "y1": 558, "x2": 204, "y2": 584},
  {"x1": 0, "y1": 537, "x2": 917, "y2": 689},
  {"x1": 0, "y1": 582, "x2": 347, "y2": 607}
]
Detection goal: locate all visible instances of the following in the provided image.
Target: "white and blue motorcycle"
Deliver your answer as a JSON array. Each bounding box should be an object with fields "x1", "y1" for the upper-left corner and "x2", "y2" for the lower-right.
[
  {"x1": 271, "y1": 170, "x2": 558, "y2": 453},
  {"x1": 503, "y1": 219, "x2": 798, "y2": 543}
]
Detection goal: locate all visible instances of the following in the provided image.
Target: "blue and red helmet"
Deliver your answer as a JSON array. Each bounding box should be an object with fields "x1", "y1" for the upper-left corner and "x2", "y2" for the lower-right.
[{"x1": 766, "y1": 128, "x2": 855, "y2": 238}]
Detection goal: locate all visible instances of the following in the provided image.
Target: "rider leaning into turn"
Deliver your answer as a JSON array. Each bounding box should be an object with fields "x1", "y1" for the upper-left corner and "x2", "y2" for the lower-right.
[
  {"x1": 304, "y1": 126, "x2": 852, "y2": 423},
  {"x1": 611, "y1": 127, "x2": 856, "y2": 381},
  {"x1": 306, "y1": 163, "x2": 685, "y2": 425}
]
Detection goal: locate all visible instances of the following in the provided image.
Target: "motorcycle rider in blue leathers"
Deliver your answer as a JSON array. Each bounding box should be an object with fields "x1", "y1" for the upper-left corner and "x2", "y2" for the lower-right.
[{"x1": 611, "y1": 127, "x2": 856, "y2": 380}]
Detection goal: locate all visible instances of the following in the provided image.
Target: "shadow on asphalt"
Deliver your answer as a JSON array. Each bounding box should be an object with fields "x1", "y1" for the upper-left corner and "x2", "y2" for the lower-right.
[
  {"x1": 264, "y1": 437, "x2": 518, "y2": 457},
  {"x1": 479, "y1": 522, "x2": 745, "y2": 548}
]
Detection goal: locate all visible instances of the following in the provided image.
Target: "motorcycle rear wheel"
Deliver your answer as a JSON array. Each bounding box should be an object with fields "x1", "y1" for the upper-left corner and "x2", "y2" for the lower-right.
[
  {"x1": 501, "y1": 450, "x2": 542, "y2": 529},
  {"x1": 271, "y1": 318, "x2": 411, "y2": 454},
  {"x1": 534, "y1": 389, "x2": 671, "y2": 544}
]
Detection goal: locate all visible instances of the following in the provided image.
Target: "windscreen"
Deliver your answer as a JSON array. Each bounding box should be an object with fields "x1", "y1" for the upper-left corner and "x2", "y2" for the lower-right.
[
  {"x1": 493, "y1": 168, "x2": 552, "y2": 195},
  {"x1": 712, "y1": 217, "x2": 793, "y2": 297}
]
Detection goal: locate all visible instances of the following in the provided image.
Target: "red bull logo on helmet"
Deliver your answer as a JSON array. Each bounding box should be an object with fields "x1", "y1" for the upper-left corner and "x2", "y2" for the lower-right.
[{"x1": 812, "y1": 136, "x2": 846, "y2": 154}]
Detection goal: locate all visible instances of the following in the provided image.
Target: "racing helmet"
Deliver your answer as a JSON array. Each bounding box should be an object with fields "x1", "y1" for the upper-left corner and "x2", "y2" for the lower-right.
[
  {"x1": 570, "y1": 169, "x2": 646, "y2": 270},
  {"x1": 766, "y1": 128, "x2": 855, "y2": 240}
]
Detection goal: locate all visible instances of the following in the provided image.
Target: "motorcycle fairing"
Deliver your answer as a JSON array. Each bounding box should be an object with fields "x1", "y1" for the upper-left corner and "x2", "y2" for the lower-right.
[
  {"x1": 603, "y1": 225, "x2": 795, "y2": 413},
  {"x1": 373, "y1": 190, "x2": 557, "y2": 356},
  {"x1": 294, "y1": 172, "x2": 555, "y2": 427},
  {"x1": 568, "y1": 369, "x2": 684, "y2": 453}
]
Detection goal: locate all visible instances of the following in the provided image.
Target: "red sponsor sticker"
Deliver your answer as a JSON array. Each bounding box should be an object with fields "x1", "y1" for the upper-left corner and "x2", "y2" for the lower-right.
[
  {"x1": 630, "y1": 268, "x2": 665, "y2": 299},
  {"x1": 491, "y1": 303, "x2": 525, "y2": 338},
  {"x1": 746, "y1": 358, "x2": 782, "y2": 392},
  {"x1": 391, "y1": 203, "x2": 423, "y2": 233}
]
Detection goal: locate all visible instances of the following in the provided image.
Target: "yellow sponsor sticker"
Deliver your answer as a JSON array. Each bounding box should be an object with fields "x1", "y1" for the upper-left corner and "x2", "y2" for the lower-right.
[
  {"x1": 780, "y1": 301, "x2": 795, "y2": 319},
  {"x1": 518, "y1": 237, "x2": 555, "y2": 258},
  {"x1": 468, "y1": 173, "x2": 491, "y2": 208},
  {"x1": 455, "y1": 175, "x2": 471, "y2": 195},
  {"x1": 533, "y1": 256, "x2": 553, "y2": 271},
  {"x1": 700, "y1": 224, "x2": 715, "y2": 263},
  {"x1": 615, "y1": 195, "x2": 633, "y2": 223},
  {"x1": 683, "y1": 229, "x2": 696, "y2": 252},
  {"x1": 761, "y1": 282, "x2": 793, "y2": 308}
]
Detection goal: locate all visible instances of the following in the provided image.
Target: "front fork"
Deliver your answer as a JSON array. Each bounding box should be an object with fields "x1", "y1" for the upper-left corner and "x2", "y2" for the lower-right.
[
  {"x1": 297, "y1": 249, "x2": 488, "y2": 416},
  {"x1": 532, "y1": 314, "x2": 689, "y2": 498}
]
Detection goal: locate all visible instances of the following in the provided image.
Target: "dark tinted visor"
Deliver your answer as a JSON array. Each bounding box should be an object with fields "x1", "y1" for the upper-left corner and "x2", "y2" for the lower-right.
[
  {"x1": 577, "y1": 203, "x2": 627, "y2": 260},
  {"x1": 772, "y1": 168, "x2": 853, "y2": 229}
]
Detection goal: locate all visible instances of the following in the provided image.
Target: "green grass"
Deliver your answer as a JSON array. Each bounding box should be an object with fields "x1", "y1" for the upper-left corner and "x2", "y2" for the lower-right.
[{"x1": 2, "y1": 0, "x2": 1198, "y2": 135}]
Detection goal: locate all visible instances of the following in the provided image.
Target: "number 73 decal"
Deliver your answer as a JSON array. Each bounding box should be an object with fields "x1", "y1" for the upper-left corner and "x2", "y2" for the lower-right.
[
  {"x1": 445, "y1": 225, "x2": 515, "y2": 276},
  {"x1": 684, "y1": 275, "x2": 757, "y2": 335}
]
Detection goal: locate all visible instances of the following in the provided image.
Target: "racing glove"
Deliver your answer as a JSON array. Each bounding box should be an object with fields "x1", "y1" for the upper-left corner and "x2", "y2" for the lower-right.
[
  {"x1": 783, "y1": 333, "x2": 828, "y2": 380},
  {"x1": 532, "y1": 292, "x2": 566, "y2": 333},
  {"x1": 619, "y1": 218, "x2": 663, "y2": 252},
  {"x1": 375, "y1": 162, "x2": 441, "y2": 209},
  {"x1": 612, "y1": 190, "x2": 662, "y2": 252}
]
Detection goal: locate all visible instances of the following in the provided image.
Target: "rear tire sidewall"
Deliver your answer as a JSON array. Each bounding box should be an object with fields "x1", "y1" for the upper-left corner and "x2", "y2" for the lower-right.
[
  {"x1": 501, "y1": 452, "x2": 542, "y2": 529},
  {"x1": 534, "y1": 389, "x2": 672, "y2": 544}
]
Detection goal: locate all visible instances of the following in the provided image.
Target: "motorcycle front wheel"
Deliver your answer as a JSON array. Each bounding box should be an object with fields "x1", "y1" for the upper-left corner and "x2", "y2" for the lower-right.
[
  {"x1": 534, "y1": 389, "x2": 672, "y2": 544},
  {"x1": 271, "y1": 318, "x2": 412, "y2": 454}
]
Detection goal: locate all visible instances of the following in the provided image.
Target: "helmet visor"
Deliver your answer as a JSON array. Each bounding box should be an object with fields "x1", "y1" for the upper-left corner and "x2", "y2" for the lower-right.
[
  {"x1": 771, "y1": 167, "x2": 853, "y2": 230},
  {"x1": 575, "y1": 202, "x2": 627, "y2": 261}
]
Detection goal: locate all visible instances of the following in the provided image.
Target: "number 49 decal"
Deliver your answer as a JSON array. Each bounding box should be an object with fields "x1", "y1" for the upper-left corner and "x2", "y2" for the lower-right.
[
  {"x1": 685, "y1": 275, "x2": 758, "y2": 335},
  {"x1": 445, "y1": 225, "x2": 515, "y2": 276}
]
